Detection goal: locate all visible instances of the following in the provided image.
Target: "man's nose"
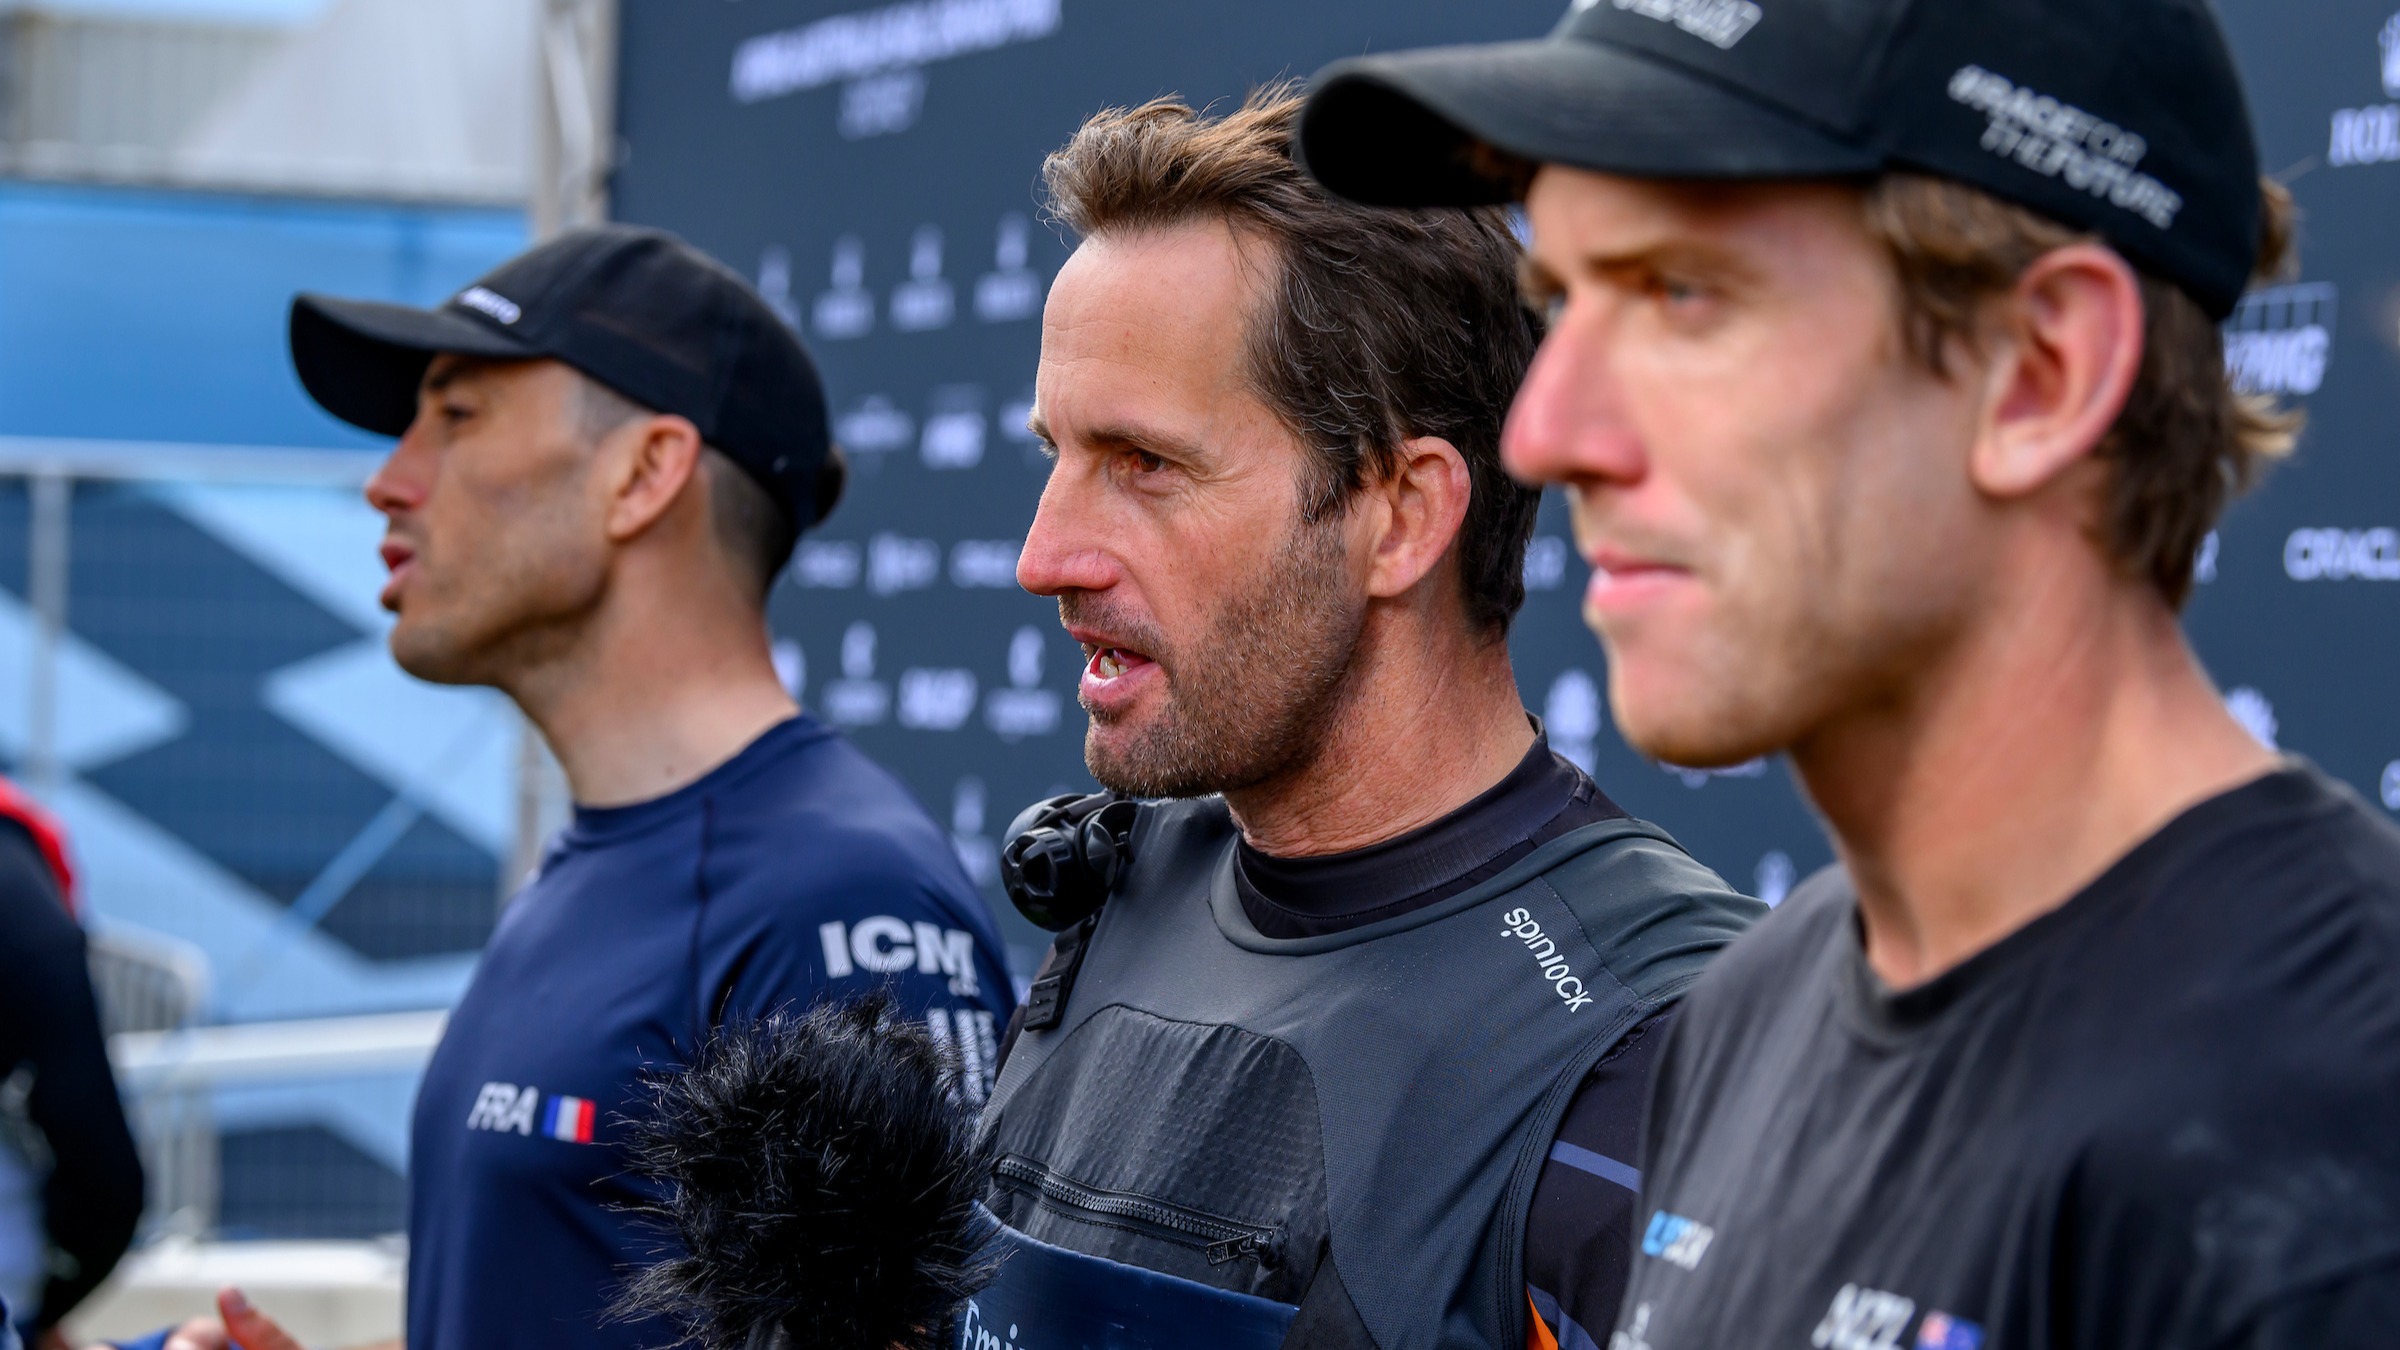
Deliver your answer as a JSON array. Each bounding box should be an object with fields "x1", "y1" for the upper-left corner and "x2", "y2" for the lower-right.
[
  {"x1": 364, "y1": 417, "x2": 432, "y2": 517},
  {"x1": 1016, "y1": 472, "x2": 1120, "y2": 598},
  {"x1": 1502, "y1": 313, "x2": 1647, "y2": 491}
]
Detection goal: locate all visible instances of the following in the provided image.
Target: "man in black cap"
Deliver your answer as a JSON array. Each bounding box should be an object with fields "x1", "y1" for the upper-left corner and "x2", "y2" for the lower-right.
[
  {"x1": 1302, "y1": 1, "x2": 2400, "y2": 1346},
  {"x1": 146, "y1": 226, "x2": 1014, "y2": 1350}
]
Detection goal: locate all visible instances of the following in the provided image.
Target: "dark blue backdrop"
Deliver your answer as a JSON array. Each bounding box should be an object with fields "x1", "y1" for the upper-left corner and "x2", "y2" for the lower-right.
[{"x1": 611, "y1": 0, "x2": 2400, "y2": 974}]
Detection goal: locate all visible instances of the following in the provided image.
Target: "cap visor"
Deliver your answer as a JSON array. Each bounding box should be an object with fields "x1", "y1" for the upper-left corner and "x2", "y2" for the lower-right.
[
  {"x1": 289, "y1": 295, "x2": 537, "y2": 437},
  {"x1": 1301, "y1": 39, "x2": 1879, "y2": 207}
]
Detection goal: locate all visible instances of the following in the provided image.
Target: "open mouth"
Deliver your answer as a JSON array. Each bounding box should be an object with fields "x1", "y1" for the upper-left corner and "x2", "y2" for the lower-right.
[
  {"x1": 1085, "y1": 645, "x2": 1156, "y2": 684},
  {"x1": 1088, "y1": 646, "x2": 1151, "y2": 680},
  {"x1": 1078, "y1": 643, "x2": 1161, "y2": 713}
]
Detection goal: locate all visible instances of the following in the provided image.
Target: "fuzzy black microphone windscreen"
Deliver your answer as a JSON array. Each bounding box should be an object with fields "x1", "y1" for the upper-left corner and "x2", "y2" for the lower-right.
[{"x1": 614, "y1": 994, "x2": 996, "y2": 1350}]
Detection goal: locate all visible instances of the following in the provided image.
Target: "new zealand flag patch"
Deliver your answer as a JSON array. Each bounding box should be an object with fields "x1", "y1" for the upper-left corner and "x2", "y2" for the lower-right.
[{"x1": 1917, "y1": 1312, "x2": 1985, "y2": 1350}]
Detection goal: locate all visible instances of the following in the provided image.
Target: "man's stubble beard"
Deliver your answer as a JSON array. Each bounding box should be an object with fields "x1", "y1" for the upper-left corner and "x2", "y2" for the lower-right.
[
  {"x1": 389, "y1": 539, "x2": 605, "y2": 694},
  {"x1": 1074, "y1": 516, "x2": 1365, "y2": 799}
]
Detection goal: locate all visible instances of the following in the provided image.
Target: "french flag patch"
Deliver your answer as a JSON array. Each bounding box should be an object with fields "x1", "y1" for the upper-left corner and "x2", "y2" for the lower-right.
[
  {"x1": 543, "y1": 1093, "x2": 596, "y2": 1144},
  {"x1": 1917, "y1": 1312, "x2": 1984, "y2": 1350}
]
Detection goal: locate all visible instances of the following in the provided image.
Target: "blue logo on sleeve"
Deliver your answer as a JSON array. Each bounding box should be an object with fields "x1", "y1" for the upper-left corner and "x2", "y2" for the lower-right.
[{"x1": 1639, "y1": 1210, "x2": 1716, "y2": 1270}]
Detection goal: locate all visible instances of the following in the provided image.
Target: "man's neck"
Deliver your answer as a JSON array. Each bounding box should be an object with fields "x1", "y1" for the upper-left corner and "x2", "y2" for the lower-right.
[
  {"x1": 1795, "y1": 559, "x2": 2278, "y2": 990},
  {"x1": 1225, "y1": 615, "x2": 1534, "y2": 858},
  {"x1": 502, "y1": 583, "x2": 798, "y2": 809}
]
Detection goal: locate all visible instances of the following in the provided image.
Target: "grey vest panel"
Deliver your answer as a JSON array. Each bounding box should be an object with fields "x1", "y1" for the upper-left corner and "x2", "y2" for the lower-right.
[{"x1": 981, "y1": 798, "x2": 1762, "y2": 1350}]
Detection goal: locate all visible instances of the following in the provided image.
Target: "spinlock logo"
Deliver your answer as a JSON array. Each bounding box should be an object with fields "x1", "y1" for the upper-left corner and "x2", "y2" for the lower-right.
[
  {"x1": 1503, "y1": 907, "x2": 1596, "y2": 1010},
  {"x1": 1581, "y1": 0, "x2": 1763, "y2": 50},
  {"x1": 454, "y1": 286, "x2": 522, "y2": 325}
]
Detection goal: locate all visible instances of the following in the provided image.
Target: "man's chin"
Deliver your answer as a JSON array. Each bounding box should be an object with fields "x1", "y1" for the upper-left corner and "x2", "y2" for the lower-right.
[
  {"x1": 1609, "y1": 681, "x2": 1789, "y2": 772},
  {"x1": 1082, "y1": 722, "x2": 1209, "y2": 801},
  {"x1": 389, "y1": 625, "x2": 485, "y2": 688}
]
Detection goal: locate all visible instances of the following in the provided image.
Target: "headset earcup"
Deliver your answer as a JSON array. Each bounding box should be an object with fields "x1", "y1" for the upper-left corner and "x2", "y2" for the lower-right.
[
  {"x1": 1001, "y1": 827, "x2": 1086, "y2": 930},
  {"x1": 1078, "y1": 800, "x2": 1139, "y2": 890}
]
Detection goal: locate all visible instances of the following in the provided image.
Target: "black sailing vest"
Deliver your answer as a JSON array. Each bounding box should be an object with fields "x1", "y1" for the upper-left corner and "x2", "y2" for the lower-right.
[{"x1": 972, "y1": 797, "x2": 1762, "y2": 1350}]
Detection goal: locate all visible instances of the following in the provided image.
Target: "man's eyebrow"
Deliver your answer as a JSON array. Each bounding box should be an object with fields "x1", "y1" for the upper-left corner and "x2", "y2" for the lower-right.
[
  {"x1": 1082, "y1": 424, "x2": 1207, "y2": 460},
  {"x1": 1027, "y1": 415, "x2": 1207, "y2": 461},
  {"x1": 1571, "y1": 236, "x2": 1760, "y2": 284}
]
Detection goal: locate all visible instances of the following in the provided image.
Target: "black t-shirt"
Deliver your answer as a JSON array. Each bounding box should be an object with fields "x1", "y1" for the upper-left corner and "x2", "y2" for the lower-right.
[
  {"x1": 1615, "y1": 765, "x2": 2400, "y2": 1350},
  {"x1": 1235, "y1": 734, "x2": 1669, "y2": 1348}
]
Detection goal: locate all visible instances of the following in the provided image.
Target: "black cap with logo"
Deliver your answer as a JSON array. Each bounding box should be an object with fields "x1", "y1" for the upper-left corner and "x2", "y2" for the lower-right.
[
  {"x1": 1299, "y1": 0, "x2": 2264, "y2": 318},
  {"x1": 290, "y1": 224, "x2": 842, "y2": 527}
]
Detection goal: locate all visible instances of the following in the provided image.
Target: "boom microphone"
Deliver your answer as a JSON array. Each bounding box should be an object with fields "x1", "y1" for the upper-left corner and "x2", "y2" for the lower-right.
[{"x1": 615, "y1": 994, "x2": 995, "y2": 1350}]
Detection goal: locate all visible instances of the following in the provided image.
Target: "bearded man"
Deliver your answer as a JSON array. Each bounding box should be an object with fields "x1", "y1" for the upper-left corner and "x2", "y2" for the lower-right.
[{"x1": 968, "y1": 87, "x2": 1760, "y2": 1350}]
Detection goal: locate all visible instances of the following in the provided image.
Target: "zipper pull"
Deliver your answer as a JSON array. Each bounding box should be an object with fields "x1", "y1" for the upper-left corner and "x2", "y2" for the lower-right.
[{"x1": 1206, "y1": 1231, "x2": 1276, "y2": 1267}]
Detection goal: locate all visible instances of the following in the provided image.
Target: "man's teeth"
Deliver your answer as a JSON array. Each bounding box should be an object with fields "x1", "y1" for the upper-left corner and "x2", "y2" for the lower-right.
[{"x1": 1097, "y1": 650, "x2": 1126, "y2": 678}]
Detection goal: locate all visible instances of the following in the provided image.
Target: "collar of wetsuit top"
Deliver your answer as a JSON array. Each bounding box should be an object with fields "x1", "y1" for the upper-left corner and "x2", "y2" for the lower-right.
[
  {"x1": 1236, "y1": 725, "x2": 1625, "y2": 936},
  {"x1": 562, "y1": 714, "x2": 825, "y2": 847}
]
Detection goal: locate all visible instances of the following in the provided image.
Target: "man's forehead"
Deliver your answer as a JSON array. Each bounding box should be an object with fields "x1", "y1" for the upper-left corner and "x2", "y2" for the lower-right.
[
  {"x1": 1036, "y1": 223, "x2": 1268, "y2": 433},
  {"x1": 1524, "y1": 167, "x2": 1860, "y2": 257},
  {"x1": 1048, "y1": 222, "x2": 1261, "y2": 338}
]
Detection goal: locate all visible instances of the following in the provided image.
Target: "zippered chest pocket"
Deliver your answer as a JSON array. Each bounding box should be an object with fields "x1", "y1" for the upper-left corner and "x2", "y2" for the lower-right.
[{"x1": 992, "y1": 1154, "x2": 1286, "y2": 1273}]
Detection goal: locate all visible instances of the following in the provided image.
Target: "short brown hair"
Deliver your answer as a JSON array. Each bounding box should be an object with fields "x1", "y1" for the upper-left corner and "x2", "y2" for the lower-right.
[
  {"x1": 1043, "y1": 84, "x2": 1544, "y2": 636},
  {"x1": 575, "y1": 373, "x2": 799, "y2": 603},
  {"x1": 1862, "y1": 173, "x2": 2301, "y2": 607}
]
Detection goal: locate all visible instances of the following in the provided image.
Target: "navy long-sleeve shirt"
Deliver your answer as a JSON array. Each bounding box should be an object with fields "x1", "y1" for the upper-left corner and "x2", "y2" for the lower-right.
[{"x1": 405, "y1": 715, "x2": 1015, "y2": 1350}]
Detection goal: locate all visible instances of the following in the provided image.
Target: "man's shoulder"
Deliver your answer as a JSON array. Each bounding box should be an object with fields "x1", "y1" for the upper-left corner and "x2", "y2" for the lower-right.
[
  {"x1": 2270, "y1": 765, "x2": 2400, "y2": 912},
  {"x1": 715, "y1": 727, "x2": 958, "y2": 871},
  {"x1": 2114, "y1": 766, "x2": 2400, "y2": 1026},
  {"x1": 1539, "y1": 818, "x2": 1769, "y2": 1006},
  {"x1": 727, "y1": 718, "x2": 930, "y2": 820},
  {"x1": 704, "y1": 727, "x2": 990, "y2": 929},
  {"x1": 1661, "y1": 863, "x2": 1853, "y2": 1036}
]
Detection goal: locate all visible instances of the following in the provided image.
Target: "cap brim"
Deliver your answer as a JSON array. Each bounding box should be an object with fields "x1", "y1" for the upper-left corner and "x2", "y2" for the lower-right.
[
  {"x1": 289, "y1": 295, "x2": 538, "y2": 437},
  {"x1": 1300, "y1": 39, "x2": 1880, "y2": 208}
]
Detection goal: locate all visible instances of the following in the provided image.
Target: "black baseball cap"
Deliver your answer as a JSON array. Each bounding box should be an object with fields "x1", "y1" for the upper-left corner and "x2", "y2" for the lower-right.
[
  {"x1": 1300, "y1": 0, "x2": 2263, "y2": 319},
  {"x1": 290, "y1": 224, "x2": 843, "y2": 526}
]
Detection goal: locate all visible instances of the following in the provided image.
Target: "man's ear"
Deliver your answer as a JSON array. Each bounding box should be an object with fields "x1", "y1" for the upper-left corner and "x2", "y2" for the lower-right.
[
  {"x1": 1969, "y1": 242, "x2": 2145, "y2": 500},
  {"x1": 602, "y1": 414, "x2": 706, "y2": 543},
  {"x1": 1364, "y1": 435, "x2": 1473, "y2": 602}
]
